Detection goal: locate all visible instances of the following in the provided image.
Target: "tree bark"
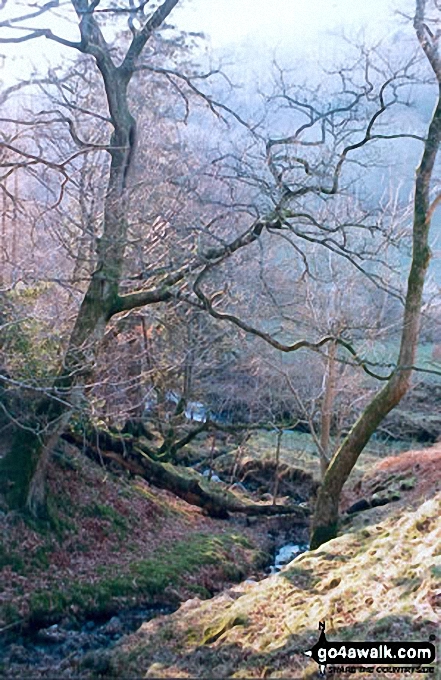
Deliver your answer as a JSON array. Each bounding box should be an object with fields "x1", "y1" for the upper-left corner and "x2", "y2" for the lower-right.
[
  {"x1": 319, "y1": 338, "x2": 337, "y2": 479},
  {"x1": 272, "y1": 429, "x2": 282, "y2": 505},
  {"x1": 0, "y1": 1, "x2": 180, "y2": 518},
  {"x1": 311, "y1": 4, "x2": 441, "y2": 548},
  {"x1": 65, "y1": 429, "x2": 309, "y2": 522}
]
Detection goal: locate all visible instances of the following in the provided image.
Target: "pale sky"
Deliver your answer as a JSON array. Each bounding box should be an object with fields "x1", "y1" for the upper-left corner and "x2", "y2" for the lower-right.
[
  {"x1": 175, "y1": 0, "x2": 403, "y2": 49},
  {"x1": 1, "y1": 0, "x2": 415, "y2": 85}
]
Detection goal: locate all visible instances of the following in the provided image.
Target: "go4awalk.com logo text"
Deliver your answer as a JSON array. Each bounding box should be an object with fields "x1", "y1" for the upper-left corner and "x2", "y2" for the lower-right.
[{"x1": 304, "y1": 621, "x2": 437, "y2": 676}]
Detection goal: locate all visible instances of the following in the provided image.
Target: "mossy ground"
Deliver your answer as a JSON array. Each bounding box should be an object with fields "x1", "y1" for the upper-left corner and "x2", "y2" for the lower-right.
[
  {"x1": 110, "y1": 491, "x2": 441, "y2": 679},
  {"x1": 2, "y1": 439, "x2": 440, "y2": 680},
  {"x1": 26, "y1": 532, "x2": 250, "y2": 624},
  {"x1": 109, "y1": 447, "x2": 441, "y2": 680},
  {"x1": 0, "y1": 442, "x2": 272, "y2": 629}
]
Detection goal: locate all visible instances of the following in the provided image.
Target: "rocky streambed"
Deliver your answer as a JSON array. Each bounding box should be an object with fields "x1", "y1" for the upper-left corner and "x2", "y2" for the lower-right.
[
  {"x1": 1, "y1": 530, "x2": 309, "y2": 678},
  {"x1": 1, "y1": 604, "x2": 175, "y2": 677}
]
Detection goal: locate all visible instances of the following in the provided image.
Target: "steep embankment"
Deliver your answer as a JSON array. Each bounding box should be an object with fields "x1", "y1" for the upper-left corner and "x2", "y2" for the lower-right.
[
  {"x1": 0, "y1": 441, "x2": 276, "y2": 634},
  {"x1": 109, "y1": 448, "x2": 441, "y2": 679}
]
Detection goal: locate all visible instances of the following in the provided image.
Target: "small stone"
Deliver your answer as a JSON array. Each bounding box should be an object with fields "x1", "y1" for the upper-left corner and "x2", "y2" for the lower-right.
[
  {"x1": 8, "y1": 644, "x2": 29, "y2": 663},
  {"x1": 102, "y1": 616, "x2": 123, "y2": 636},
  {"x1": 36, "y1": 625, "x2": 67, "y2": 643},
  {"x1": 371, "y1": 495, "x2": 390, "y2": 508}
]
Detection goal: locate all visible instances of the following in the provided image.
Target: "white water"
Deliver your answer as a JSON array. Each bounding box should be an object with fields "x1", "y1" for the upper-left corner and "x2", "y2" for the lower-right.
[{"x1": 270, "y1": 543, "x2": 308, "y2": 574}]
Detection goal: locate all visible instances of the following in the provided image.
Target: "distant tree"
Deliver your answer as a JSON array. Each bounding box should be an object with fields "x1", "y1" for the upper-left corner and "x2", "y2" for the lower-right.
[{"x1": 185, "y1": 1, "x2": 441, "y2": 547}]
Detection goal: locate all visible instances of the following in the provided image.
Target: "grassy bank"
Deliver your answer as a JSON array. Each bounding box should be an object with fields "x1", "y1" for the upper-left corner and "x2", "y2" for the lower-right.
[
  {"x1": 0, "y1": 442, "x2": 270, "y2": 630},
  {"x1": 110, "y1": 478, "x2": 441, "y2": 679}
]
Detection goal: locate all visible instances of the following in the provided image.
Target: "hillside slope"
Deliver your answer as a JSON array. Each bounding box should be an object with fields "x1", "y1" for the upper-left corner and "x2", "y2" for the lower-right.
[
  {"x1": 0, "y1": 441, "x2": 275, "y2": 633},
  {"x1": 110, "y1": 448, "x2": 441, "y2": 679}
]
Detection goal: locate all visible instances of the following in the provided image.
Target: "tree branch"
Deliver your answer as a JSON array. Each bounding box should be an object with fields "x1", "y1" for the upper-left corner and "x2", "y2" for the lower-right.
[{"x1": 120, "y1": 0, "x2": 181, "y2": 75}]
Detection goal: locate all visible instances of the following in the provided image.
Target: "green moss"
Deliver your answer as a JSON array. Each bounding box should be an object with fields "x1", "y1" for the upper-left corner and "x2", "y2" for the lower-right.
[
  {"x1": 252, "y1": 549, "x2": 272, "y2": 570},
  {"x1": 0, "y1": 429, "x2": 40, "y2": 510},
  {"x1": 187, "y1": 584, "x2": 212, "y2": 598},
  {"x1": 29, "y1": 590, "x2": 67, "y2": 623},
  {"x1": 2, "y1": 310, "x2": 60, "y2": 381},
  {"x1": 431, "y1": 565, "x2": 441, "y2": 578},
  {"x1": 227, "y1": 532, "x2": 252, "y2": 549},
  {"x1": 0, "y1": 545, "x2": 25, "y2": 573},
  {"x1": 130, "y1": 533, "x2": 234, "y2": 596},
  {"x1": 202, "y1": 612, "x2": 249, "y2": 644},
  {"x1": 133, "y1": 482, "x2": 180, "y2": 517},
  {"x1": 310, "y1": 522, "x2": 338, "y2": 550},
  {"x1": 22, "y1": 491, "x2": 75, "y2": 538},
  {"x1": 29, "y1": 546, "x2": 50, "y2": 570},
  {"x1": 1, "y1": 602, "x2": 20, "y2": 626},
  {"x1": 83, "y1": 502, "x2": 128, "y2": 537},
  {"x1": 24, "y1": 532, "x2": 253, "y2": 624}
]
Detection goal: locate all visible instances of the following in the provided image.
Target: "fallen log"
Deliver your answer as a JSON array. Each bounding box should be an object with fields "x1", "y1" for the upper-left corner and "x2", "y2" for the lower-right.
[{"x1": 64, "y1": 430, "x2": 309, "y2": 522}]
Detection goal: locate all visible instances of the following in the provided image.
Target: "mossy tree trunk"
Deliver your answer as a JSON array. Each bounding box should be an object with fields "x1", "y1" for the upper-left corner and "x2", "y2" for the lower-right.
[
  {"x1": 311, "y1": 0, "x2": 441, "y2": 548},
  {"x1": 66, "y1": 427, "x2": 309, "y2": 521}
]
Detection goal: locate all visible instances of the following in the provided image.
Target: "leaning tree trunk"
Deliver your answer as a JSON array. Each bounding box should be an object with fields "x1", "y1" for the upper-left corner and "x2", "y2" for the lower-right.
[
  {"x1": 310, "y1": 9, "x2": 441, "y2": 549},
  {"x1": 64, "y1": 428, "x2": 309, "y2": 522}
]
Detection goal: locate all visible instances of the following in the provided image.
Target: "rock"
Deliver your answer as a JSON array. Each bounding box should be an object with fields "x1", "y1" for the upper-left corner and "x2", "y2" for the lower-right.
[
  {"x1": 147, "y1": 662, "x2": 168, "y2": 677},
  {"x1": 36, "y1": 624, "x2": 67, "y2": 643},
  {"x1": 346, "y1": 499, "x2": 371, "y2": 514},
  {"x1": 400, "y1": 479, "x2": 415, "y2": 491},
  {"x1": 202, "y1": 470, "x2": 222, "y2": 483},
  {"x1": 371, "y1": 495, "x2": 391, "y2": 508},
  {"x1": 102, "y1": 616, "x2": 123, "y2": 636}
]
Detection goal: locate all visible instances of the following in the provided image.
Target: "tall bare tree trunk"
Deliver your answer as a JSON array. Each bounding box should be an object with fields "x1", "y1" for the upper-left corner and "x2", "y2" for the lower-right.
[
  {"x1": 0, "y1": 0, "x2": 181, "y2": 518},
  {"x1": 311, "y1": 3, "x2": 441, "y2": 548},
  {"x1": 319, "y1": 339, "x2": 337, "y2": 478}
]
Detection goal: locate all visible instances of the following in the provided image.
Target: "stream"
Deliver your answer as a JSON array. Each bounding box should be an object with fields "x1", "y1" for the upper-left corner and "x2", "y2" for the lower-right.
[
  {"x1": 1, "y1": 538, "x2": 308, "y2": 678},
  {"x1": 1, "y1": 604, "x2": 175, "y2": 677},
  {"x1": 270, "y1": 542, "x2": 309, "y2": 574}
]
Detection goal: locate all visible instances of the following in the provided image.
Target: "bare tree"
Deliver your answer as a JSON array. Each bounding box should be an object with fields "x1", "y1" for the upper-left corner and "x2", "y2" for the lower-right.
[
  {"x1": 310, "y1": 0, "x2": 441, "y2": 547},
  {"x1": 182, "y1": 2, "x2": 441, "y2": 547},
  {"x1": 0, "y1": 0, "x2": 292, "y2": 518},
  {"x1": 1, "y1": 0, "x2": 439, "y2": 543},
  {"x1": 0, "y1": 0, "x2": 252, "y2": 516}
]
